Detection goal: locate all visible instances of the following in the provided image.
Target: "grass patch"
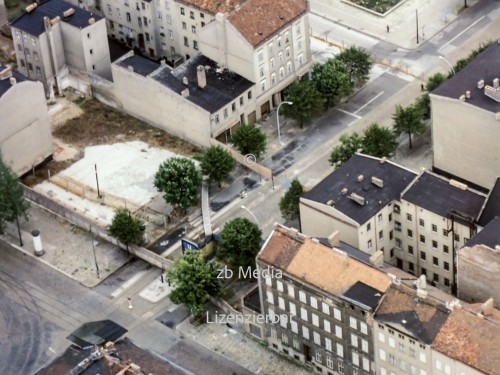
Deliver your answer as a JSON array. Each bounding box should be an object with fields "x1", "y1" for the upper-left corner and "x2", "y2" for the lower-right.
[{"x1": 349, "y1": 0, "x2": 403, "y2": 14}]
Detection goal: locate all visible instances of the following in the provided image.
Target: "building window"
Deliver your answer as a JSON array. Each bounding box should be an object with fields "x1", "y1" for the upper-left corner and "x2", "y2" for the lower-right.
[
  {"x1": 271, "y1": 73, "x2": 276, "y2": 85},
  {"x1": 299, "y1": 291, "x2": 306, "y2": 303},
  {"x1": 314, "y1": 332, "x2": 321, "y2": 346},
  {"x1": 388, "y1": 337, "x2": 395, "y2": 348},
  {"x1": 33, "y1": 51, "x2": 39, "y2": 61},
  {"x1": 193, "y1": 40, "x2": 198, "y2": 50},
  {"x1": 312, "y1": 313, "x2": 319, "y2": 327},
  {"x1": 409, "y1": 262, "x2": 415, "y2": 272},
  {"x1": 89, "y1": 49, "x2": 93, "y2": 55},
  {"x1": 258, "y1": 50, "x2": 264, "y2": 62},
  {"x1": 432, "y1": 240, "x2": 438, "y2": 249},
  {"x1": 248, "y1": 90, "x2": 252, "y2": 99},
  {"x1": 15, "y1": 30, "x2": 20, "y2": 39},
  {"x1": 239, "y1": 97, "x2": 244, "y2": 106},
  {"x1": 166, "y1": 15, "x2": 172, "y2": 24},
  {"x1": 351, "y1": 333, "x2": 358, "y2": 347},
  {"x1": 333, "y1": 308, "x2": 341, "y2": 321},
  {"x1": 407, "y1": 229, "x2": 413, "y2": 238},
  {"x1": 444, "y1": 278, "x2": 450, "y2": 287},
  {"x1": 360, "y1": 322, "x2": 367, "y2": 334},
  {"x1": 157, "y1": 11, "x2": 162, "y2": 19},
  {"x1": 19, "y1": 58, "x2": 25, "y2": 67},
  {"x1": 279, "y1": 67, "x2": 285, "y2": 79},
  {"x1": 419, "y1": 219, "x2": 425, "y2": 226},
  {"x1": 389, "y1": 230, "x2": 393, "y2": 240},
  {"x1": 289, "y1": 302, "x2": 296, "y2": 316},
  {"x1": 395, "y1": 221, "x2": 401, "y2": 231},
  {"x1": 126, "y1": 12, "x2": 131, "y2": 21},
  {"x1": 454, "y1": 233, "x2": 460, "y2": 242},
  {"x1": 277, "y1": 37, "x2": 282, "y2": 47},
  {"x1": 116, "y1": 8, "x2": 121, "y2": 17},
  {"x1": 180, "y1": 7, "x2": 184, "y2": 15},
  {"x1": 349, "y1": 317, "x2": 357, "y2": 329},
  {"x1": 324, "y1": 320, "x2": 331, "y2": 333},
  {"x1": 433, "y1": 273, "x2": 439, "y2": 282},
  {"x1": 433, "y1": 257, "x2": 438, "y2": 266},
  {"x1": 443, "y1": 229, "x2": 448, "y2": 237},
  {"x1": 408, "y1": 245, "x2": 414, "y2": 255},
  {"x1": 282, "y1": 333, "x2": 288, "y2": 345},
  {"x1": 285, "y1": 46, "x2": 290, "y2": 58},
  {"x1": 389, "y1": 354, "x2": 396, "y2": 365},
  {"x1": 268, "y1": 42, "x2": 274, "y2": 54},
  {"x1": 92, "y1": 64, "x2": 95, "y2": 70},
  {"x1": 182, "y1": 22, "x2": 186, "y2": 30},
  {"x1": 378, "y1": 331, "x2": 385, "y2": 343},
  {"x1": 28, "y1": 62, "x2": 33, "y2": 71},
  {"x1": 107, "y1": 4, "x2": 112, "y2": 13},
  {"x1": 200, "y1": 12, "x2": 204, "y2": 18},
  {"x1": 145, "y1": 32, "x2": 151, "y2": 42},
  {"x1": 326, "y1": 355, "x2": 333, "y2": 368},
  {"x1": 184, "y1": 36, "x2": 188, "y2": 46},
  {"x1": 421, "y1": 251, "x2": 426, "y2": 261},
  {"x1": 367, "y1": 223, "x2": 371, "y2": 231},
  {"x1": 379, "y1": 230, "x2": 384, "y2": 240},
  {"x1": 302, "y1": 326, "x2": 309, "y2": 339},
  {"x1": 337, "y1": 344, "x2": 344, "y2": 358},
  {"x1": 335, "y1": 325, "x2": 342, "y2": 338},
  {"x1": 367, "y1": 239, "x2": 372, "y2": 249},
  {"x1": 443, "y1": 245, "x2": 449, "y2": 253},
  {"x1": 266, "y1": 291, "x2": 274, "y2": 304},
  {"x1": 300, "y1": 307, "x2": 308, "y2": 321},
  {"x1": 141, "y1": 2, "x2": 145, "y2": 9},
  {"x1": 168, "y1": 29, "x2": 173, "y2": 39},
  {"x1": 322, "y1": 302, "x2": 329, "y2": 315},
  {"x1": 291, "y1": 320, "x2": 298, "y2": 333},
  {"x1": 278, "y1": 297, "x2": 285, "y2": 311},
  {"x1": 399, "y1": 342, "x2": 405, "y2": 352},
  {"x1": 287, "y1": 284, "x2": 294, "y2": 298},
  {"x1": 420, "y1": 235, "x2": 425, "y2": 243},
  {"x1": 191, "y1": 25, "x2": 196, "y2": 33},
  {"x1": 407, "y1": 213, "x2": 412, "y2": 221},
  {"x1": 190, "y1": 10, "x2": 194, "y2": 19},
  {"x1": 379, "y1": 348, "x2": 386, "y2": 361},
  {"x1": 310, "y1": 296, "x2": 318, "y2": 309},
  {"x1": 35, "y1": 66, "x2": 41, "y2": 76},
  {"x1": 432, "y1": 224, "x2": 437, "y2": 232}
]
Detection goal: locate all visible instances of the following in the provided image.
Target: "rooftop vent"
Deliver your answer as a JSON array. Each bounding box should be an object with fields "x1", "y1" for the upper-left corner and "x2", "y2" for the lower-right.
[
  {"x1": 326, "y1": 199, "x2": 335, "y2": 206},
  {"x1": 494, "y1": 77, "x2": 499, "y2": 88},
  {"x1": 328, "y1": 230, "x2": 340, "y2": 247},
  {"x1": 26, "y1": 3, "x2": 37, "y2": 13},
  {"x1": 380, "y1": 157, "x2": 387, "y2": 163},
  {"x1": 51, "y1": 16, "x2": 61, "y2": 25},
  {"x1": 369, "y1": 251, "x2": 384, "y2": 267},
  {"x1": 357, "y1": 174, "x2": 364, "y2": 182},
  {"x1": 465, "y1": 90, "x2": 471, "y2": 99},
  {"x1": 371, "y1": 176, "x2": 384, "y2": 188},
  {"x1": 127, "y1": 65, "x2": 134, "y2": 72},
  {"x1": 414, "y1": 274, "x2": 427, "y2": 290},
  {"x1": 181, "y1": 88, "x2": 189, "y2": 97},
  {"x1": 88, "y1": 17, "x2": 96, "y2": 25},
  {"x1": 182, "y1": 76, "x2": 188, "y2": 85},
  {"x1": 0, "y1": 66, "x2": 12, "y2": 80},
  {"x1": 9, "y1": 77, "x2": 16, "y2": 86},
  {"x1": 279, "y1": 15, "x2": 284, "y2": 20},
  {"x1": 341, "y1": 187, "x2": 348, "y2": 195},
  {"x1": 459, "y1": 94, "x2": 466, "y2": 102},
  {"x1": 446, "y1": 299, "x2": 462, "y2": 310},
  {"x1": 388, "y1": 273, "x2": 401, "y2": 285},
  {"x1": 478, "y1": 79, "x2": 485, "y2": 89},
  {"x1": 449, "y1": 179, "x2": 468, "y2": 190},
  {"x1": 63, "y1": 8, "x2": 75, "y2": 18},
  {"x1": 349, "y1": 193, "x2": 365, "y2": 206},
  {"x1": 480, "y1": 298, "x2": 494, "y2": 316},
  {"x1": 197, "y1": 65, "x2": 207, "y2": 89}
]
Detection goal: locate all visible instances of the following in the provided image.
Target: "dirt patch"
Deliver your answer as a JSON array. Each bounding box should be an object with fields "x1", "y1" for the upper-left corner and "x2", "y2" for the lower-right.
[
  {"x1": 23, "y1": 159, "x2": 79, "y2": 187},
  {"x1": 53, "y1": 98, "x2": 200, "y2": 156}
]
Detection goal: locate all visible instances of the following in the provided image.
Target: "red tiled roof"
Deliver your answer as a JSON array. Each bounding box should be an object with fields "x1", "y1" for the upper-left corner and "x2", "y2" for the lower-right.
[
  {"x1": 176, "y1": 0, "x2": 245, "y2": 15},
  {"x1": 227, "y1": 0, "x2": 308, "y2": 47}
]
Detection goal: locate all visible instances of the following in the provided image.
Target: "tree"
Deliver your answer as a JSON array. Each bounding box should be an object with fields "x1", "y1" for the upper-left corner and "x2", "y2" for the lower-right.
[
  {"x1": 336, "y1": 46, "x2": 372, "y2": 87},
  {"x1": 108, "y1": 208, "x2": 145, "y2": 246},
  {"x1": 362, "y1": 123, "x2": 398, "y2": 158},
  {"x1": 0, "y1": 156, "x2": 30, "y2": 245},
  {"x1": 312, "y1": 59, "x2": 352, "y2": 108},
  {"x1": 217, "y1": 218, "x2": 262, "y2": 269},
  {"x1": 425, "y1": 72, "x2": 447, "y2": 92},
  {"x1": 414, "y1": 93, "x2": 431, "y2": 120},
  {"x1": 154, "y1": 157, "x2": 202, "y2": 215},
  {"x1": 167, "y1": 251, "x2": 221, "y2": 316},
  {"x1": 279, "y1": 179, "x2": 304, "y2": 221},
  {"x1": 196, "y1": 146, "x2": 235, "y2": 187},
  {"x1": 230, "y1": 124, "x2": 266, "y2": 158},
  {"x1": 328, "y1": 133, "x2": 363, "y2": 166},
  {"x1": 392, "y1": 104, "x2": 427, "y2": 149},
  {"x1": 283, "y1": 80, "x2": 323, "y2": 128}
]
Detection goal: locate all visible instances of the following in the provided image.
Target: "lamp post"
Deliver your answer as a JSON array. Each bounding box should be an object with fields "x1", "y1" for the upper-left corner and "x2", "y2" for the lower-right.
[
  {"x1": 439, "y1": 56, "x2": 456, "y2": 75},
  {"x1": 276, "y1": 101, "x2": 293, "y2": 145},
  {"x1": 241, "y1": 205, "x2": 259, "y2": 226}
]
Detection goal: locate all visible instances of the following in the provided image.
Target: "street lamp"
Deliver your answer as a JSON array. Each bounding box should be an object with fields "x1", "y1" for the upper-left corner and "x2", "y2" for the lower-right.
[
  {"x1": 439, "y1": 56, "x2": 456, "y2": 75},
  {"x1": 241, "y1": 205, "x2": 259, "y2": 225},
  {"x1": 276, "y1": 101, "x2": 293, "y2": 145}
]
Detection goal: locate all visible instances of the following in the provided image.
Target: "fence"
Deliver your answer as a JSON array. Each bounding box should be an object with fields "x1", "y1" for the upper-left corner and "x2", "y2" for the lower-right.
[{"x1": 24, "y1": 187, "x2": 172, "y2": 269}]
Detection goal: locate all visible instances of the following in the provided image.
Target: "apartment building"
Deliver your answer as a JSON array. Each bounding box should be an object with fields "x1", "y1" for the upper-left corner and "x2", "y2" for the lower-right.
[
  {"x1": 199, "y1": 0, "x2": 311, "y2": 119},
  {"x1": 432, "y1": 300, "x2": 500, "y2": 375},
  {"x1": 300, "y1": 154, "x2": 417, "y2": 260},
  {"x1": 373, "y1": 282, "x2": 450, "y2": 375},
  {"x1": 397, "y1": 171, "x2": 486, "y2": 293},
  {"x1": 10, "y1": 0, "x2": 111, "y2": 96},
  {"x1": 430, "y1": 42, "x2": 500, "y2": 190},
  {"x1": 0, "y1": 65, "x2": 53, "y2": 175},
  {"x1": 256, "y1": 224, "x2": 391, "y2": 375}
]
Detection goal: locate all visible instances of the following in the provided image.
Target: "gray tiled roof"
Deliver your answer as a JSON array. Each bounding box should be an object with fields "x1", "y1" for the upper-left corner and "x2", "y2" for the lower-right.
[{"x1": 465, "y1": 216, "x2": 500, "y2": 249}]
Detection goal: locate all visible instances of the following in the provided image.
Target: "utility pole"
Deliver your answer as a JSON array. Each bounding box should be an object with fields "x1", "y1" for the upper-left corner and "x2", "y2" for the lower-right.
[{"x1": 416, "y1": 9, "x2": 419, "y2": 44}]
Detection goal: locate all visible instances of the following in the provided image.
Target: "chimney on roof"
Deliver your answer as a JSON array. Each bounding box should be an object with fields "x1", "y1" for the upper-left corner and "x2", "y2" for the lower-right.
[
  {"x1": 327, "y1": 230, "x2": 340, "y2": 247},
  {"x1": 380, "y1": 157, "x2": 387, "y2": 163},
  {"x1": 494, "y1": 77, "x2": 499, "y2": 88},
  {"x1": 9, "y1": 77, "x2": 16, "y2": 86},
  {"x1": 371, "y1": 176, "x2": 384, "y2": 188},
  {"x1": 388, "y1": 273, "x2": 401, "y2": 285},
  {"x1": 449, "y1": 179, "x2": 468, "y2": 190},
  {"x1": 127, "y1": 65, "x2": 134, "y2": 72},
  {"x1": 0, "y1": 66, "x2": 12, "y2": 80},
  {"x1": 446, "y1": 299, "x2": 461, "y2": 310},
  {"x1": 459, "y1": 94, "x2": 466, "y2": 102},
  {"x1": 104, "y1": 341, "x2": 114, "y2": 350},
  {"x1": 51, "y1": 16, "x2": 61, "y2": 25},
  {"x1": 369, "y1": 251, "x2": 384, "y2": 267},
  {"x1": 43, "y1": 16, "x2": 52, "y2": 31},
  {"x1": 478, "y1": 79, "x2": 485, "y2": 89},
  {"x1": 63, "y1": 8, "x2": 75, "y2": 18},
  {"x1": 465, "y1": 90, "x2": 471, "y2": 99},
  {"x1": 341, "y1": 187, "x2": 348, "y2": 195},
  {"x1": 88, "y1": 17, "x2": 96, "y2": 25},
  {"x1": 414, "y1": 274, "x2": 427, "y2": 290},
  {"x1": 357, "y1": 174, "x2": 364, "y2": 182},
  {"x1": 349, "y1": 192, "x2": 365, "y2": 206},
  {"x1": 181, "y1": 88, "x2": 189, "y2": 97},
  {"x1": 481, "y1": 298, "x2": 494, "y2": 316},
  {"x1": 197, "y1": 65, "x2": 207, "y2": 89},
  {"x1": 26, "y1": 3, "x2": 37, "y2": 13},
  {"x1": 183, "y1": 76, "x2": 189, "y2": 85},
  {"x1": 129, "y1": 364, "x2": 141, "y2": 374}
]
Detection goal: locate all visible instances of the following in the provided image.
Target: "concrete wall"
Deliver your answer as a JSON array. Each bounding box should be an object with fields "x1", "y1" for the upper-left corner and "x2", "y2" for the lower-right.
[
  {"x1": 0, "y1": 80, "x2": 52, "y2": 175},
  {"x1": 431, "y1": 94, "x2": 500, "y2": 189},
  {"x1": 457, "y1": 245, "x2": 500, "y2": 307},
  {"x1": 0, "y1": 0, "x2": 8, "y2": 29}
]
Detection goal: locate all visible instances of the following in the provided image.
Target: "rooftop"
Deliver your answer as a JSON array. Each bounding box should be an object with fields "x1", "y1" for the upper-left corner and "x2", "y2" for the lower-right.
[
  {"x1": 465, "y1": 216, "x2": 500, "y2": 249},
  {"x1": 0, "y1": 65, "x2": 29, "y2": 97},
  {"x1": 402, "y1": 172, "x2": 486, "y2": 225},
  {"x1": 176, "y1": 0, "x2": 245, "y2": 14},
  {"x1": 11, "y1": 0, "x2": 102, "y2": 37},
  {"x1": 66, "y1": 320, "x2": 127, "y2": 348},
  {"x1": 375, "y1": 284, "x2": 450, "y2": 345},
  {"x1": 117, "y1": 54, "x2": 161, "y2": 77},
  {"x1": 432, "y1": 307, "x2": 500, "y2": 374},
  {"x1": 227, "y1": 0, "x2": 308, "y2": 48},
  {"x1": 432, "y1": 42, "x2": 500, "y2": 113},
  {"x1": 151, "y1": 54, "x2": 253, "y2": 113},
  {"x1": 257, "y1": 224, "x2": 390, "y2": 297},
  {"x1": 302, "y1": 154, "x2": 416, "y2": 225},
  {"x1": 343, "y1": 281, "x2": 384, "y2": 310},
  {"x1": 478, "y1": 177, "x2": 500, "y2": 227}
]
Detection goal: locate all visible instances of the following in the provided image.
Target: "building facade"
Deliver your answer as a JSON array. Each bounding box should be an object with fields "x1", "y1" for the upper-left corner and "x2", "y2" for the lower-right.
[
  {"x1": 0, "y1": 0, "x2": 7, "y2": 30},
  {"x1": 256, "y1": 224, "x2": 391, "y2": 374},
  {"x1": 0, "y1": 65, "x2": 52, "y2": 175},
  {"x1": 10, "y1": 0, "x2": 111, "y2": 96}
]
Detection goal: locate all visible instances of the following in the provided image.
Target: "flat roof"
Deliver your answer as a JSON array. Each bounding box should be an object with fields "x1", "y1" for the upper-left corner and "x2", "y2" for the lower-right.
[
  {"x1": 117, "y1": 54, "x2": 160, "y2": 77},
  {"x1": 152, "y1": 54, "x2": 253, "y2": 113},
  {"x1": 302, "y1": 154, "x2": 416, "y2": 225},
  {"x1": 0, "y1": 65, "x2": 29, "y2": 97},
  {"x1": 432, "y1": 42, "x2": 500, "y2": 113},
  {"x1": 343, "y1": 281, "x2": 384, "y2": 310},
  {"x1": 402, "y1": 172, "x2": 486, "y2": 224},
  {"x1": 478, "y1": 177, "x2": 500, "y2": 227},
  {"x1": 465, "y1": 216, "x2": 500, "y2": 249},
  {"x1": 11, "y1": 0, "x2": 102, "y2": 36}
]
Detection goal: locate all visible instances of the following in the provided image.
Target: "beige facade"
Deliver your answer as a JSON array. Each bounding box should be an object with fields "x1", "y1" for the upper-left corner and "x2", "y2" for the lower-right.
[
  {"x1": 11, "y1": 0, "x2": 111, "y2": 96},
  {"x1": 0, "y1": 0, "x2": 7, "y2": 29},
  {"x1": 0, "y1": 67, "x2": 52, "y2": 175}
]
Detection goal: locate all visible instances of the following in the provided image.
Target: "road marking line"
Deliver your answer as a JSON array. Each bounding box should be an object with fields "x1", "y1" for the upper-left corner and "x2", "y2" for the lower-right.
[
  {"x1": 110, "y1": 270, "x2": 148, "y2": 298},
  {"x1": 438, "y1": 15, "x2": 486, "y2": 52},
  {"x1": 354, "y1": 91, "x2": 385, "y2": 115},
  {"x1": 336, "y1": 108, "x2": 361, "y2": 119}
]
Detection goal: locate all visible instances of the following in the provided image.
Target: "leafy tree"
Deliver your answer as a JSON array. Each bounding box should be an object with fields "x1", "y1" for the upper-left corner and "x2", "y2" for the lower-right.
[
  {"x1": 392, "y1": 104, "x2": 427, "y2": 149},
  {"x1": 312, "y1": 59, "x2": 352, "y2": 108},
  {"x1": 0, "y1": 156, "x2": 30, "y2": 245},
  {"x1": 167, "y1": 251, "x2": 222, "y2": 316},
  {"x1": 279, "y1": 179, "x2": 304, "y2": 221},
  {"x1": 230, "y1": 124, "x2": 267, "y2": 158},
  {"x1": 414, "y1": 93, "x2": 431, "y2": 120},
  {"x1": 362, "y1": 123, "x2": 398, "y2": 158},
  {"x1": 217, "y1": 218, "x2": 262, "y2": 269},
  {"x1": 154, "y1": 157, "x2": 202, "y2": 215},
  {"x1": 196, "y1": 145, "x2": 235, "y2": 187},
  {"x1": 283, "y1": 80, "x2": 323, "y2": 128},
  {"x1": 425, "y1": 72, "x2": 447, "y2": 92},
  {"x1": 108, "y1": 208, "x2": 145, "y2": 246},
  {"x1": 337, "y1": 46, "x2": 372, "y2": 87},
  {"x1": 328, "y1": 133, "x2": 363, "y2": 166}
]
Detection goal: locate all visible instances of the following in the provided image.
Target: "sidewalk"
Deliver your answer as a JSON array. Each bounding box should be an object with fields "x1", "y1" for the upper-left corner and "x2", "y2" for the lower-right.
[
  {"x1": 311, "y1": 0, "x2": 478, "y2": 50},
  {"x1": 1, "y1": 202, "x2": 129, "y2": 287}
]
